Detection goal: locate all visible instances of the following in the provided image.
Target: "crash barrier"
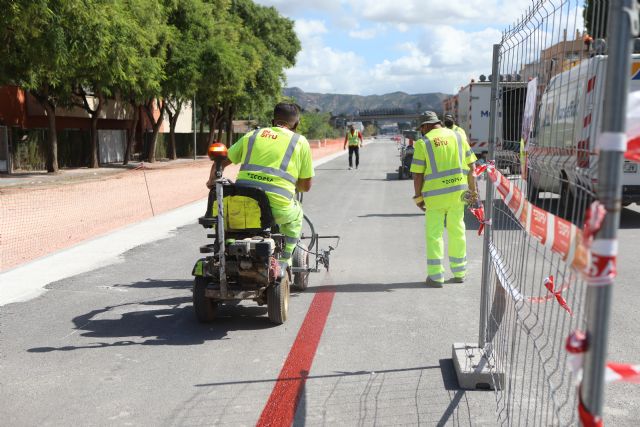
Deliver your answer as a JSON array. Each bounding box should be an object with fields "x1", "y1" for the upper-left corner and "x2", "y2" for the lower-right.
[
  {"x1": 452, "y1": 0, "x2": 639, "y2": 425},
  {"x1": 0, "y1": 138, "x2": 345, "y2": 272}
]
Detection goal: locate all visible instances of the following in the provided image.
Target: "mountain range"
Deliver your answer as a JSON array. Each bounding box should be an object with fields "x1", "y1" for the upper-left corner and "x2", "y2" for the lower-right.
[{"x1": 283, "y1": 87, "x2": 450, "y2": 116}]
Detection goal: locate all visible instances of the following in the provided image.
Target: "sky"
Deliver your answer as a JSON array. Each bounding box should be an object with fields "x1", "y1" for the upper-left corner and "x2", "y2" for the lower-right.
[{"x1": 255, "y1": 0, "x2": 584, "y2": 96}]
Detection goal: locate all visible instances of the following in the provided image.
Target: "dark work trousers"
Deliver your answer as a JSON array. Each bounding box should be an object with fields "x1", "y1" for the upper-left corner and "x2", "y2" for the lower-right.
[{"x1": 348, "y1": 146, "x2": 360, "y2": 168}]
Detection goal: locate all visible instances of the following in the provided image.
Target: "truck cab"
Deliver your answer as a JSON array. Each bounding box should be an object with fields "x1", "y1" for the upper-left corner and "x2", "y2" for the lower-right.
[{"x1": 527, "y1": 53, "x2": 640, "y2": 210}]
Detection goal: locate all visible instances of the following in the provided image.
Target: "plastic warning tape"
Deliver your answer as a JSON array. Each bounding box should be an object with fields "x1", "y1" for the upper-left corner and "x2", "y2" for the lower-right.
[
  {"x1": 477, "y1": 163, "x2": 590, "y2": 272},
  {"x1": 566, "y1": 330, "x2": 640, "y2": 427}
]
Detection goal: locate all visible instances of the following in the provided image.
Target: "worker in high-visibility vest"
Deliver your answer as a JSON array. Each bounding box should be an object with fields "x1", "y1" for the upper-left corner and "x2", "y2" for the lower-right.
[
  {"x1": 343, "y1": 124, "x2": 363, "y2": 169},
  {"x1": 206, "y1": 102, "x2": 314, "y2": 265},
  {"x1": 443, "y1": 113, "x2": 467, "y2": 140},
  {"x1": 410, "y1": 111, "x2": 478, "y2": 287}
]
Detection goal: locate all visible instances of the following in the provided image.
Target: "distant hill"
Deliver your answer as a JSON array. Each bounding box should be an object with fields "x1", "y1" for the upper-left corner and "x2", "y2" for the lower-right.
[{"x1": 283, "y1": 87, "x2": 450, "y2": 115}]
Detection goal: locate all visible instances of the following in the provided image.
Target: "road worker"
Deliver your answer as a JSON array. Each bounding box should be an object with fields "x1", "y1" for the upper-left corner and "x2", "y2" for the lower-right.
[
  {"x1": 443, "y1": 113, "x2": 467, "y2": 140},
  {"x1": 206, "y1": 102, "x2": 314, "y2": 266},
  {"x1": 410, "y1": 111, "x2": 478, "y2": 287},
  {"x1": 343, "y1": 124, "x2": 363, "y2": 169}
]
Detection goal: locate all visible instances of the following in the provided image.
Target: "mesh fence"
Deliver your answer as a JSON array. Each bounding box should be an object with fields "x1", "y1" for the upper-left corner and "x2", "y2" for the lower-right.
[
  {"x1": 476, "y1": 0, "x2": 636, "y2": 424},
  {"x1": 0, "y1": 138, "x2": 345, "y2": 272}
]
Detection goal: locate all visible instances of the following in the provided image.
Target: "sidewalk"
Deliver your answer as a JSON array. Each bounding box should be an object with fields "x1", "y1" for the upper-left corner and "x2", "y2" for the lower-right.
[{"x1": 0, "y1": 138, "x2": 345, "y2": 272}]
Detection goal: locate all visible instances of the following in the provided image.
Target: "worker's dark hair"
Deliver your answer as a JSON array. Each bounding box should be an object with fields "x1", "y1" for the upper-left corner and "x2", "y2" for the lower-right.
[{"x1": 273, "y1": 102, "x2": 300, "y2": 127}]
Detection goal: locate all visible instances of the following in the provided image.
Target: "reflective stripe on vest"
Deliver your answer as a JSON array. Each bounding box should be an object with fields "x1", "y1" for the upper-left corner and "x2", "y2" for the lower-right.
[
  {"x1": 237, "y1": 129, "x2": 301, "y2": 199},
  {"x1": 236, "y1": 179, "x2": 295, "y2": 200},
  {"x1": 422, "y1": 131, "x2": 464, "y2": 181},
  {"x1": 421, "y1": 129, "x2": 467, "y2": 199}
]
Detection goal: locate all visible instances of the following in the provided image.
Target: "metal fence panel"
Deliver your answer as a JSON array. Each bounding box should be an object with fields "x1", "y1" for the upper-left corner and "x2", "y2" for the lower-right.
[{"x1": 462, "y1": 0, "x2": 637, "y2": 424}]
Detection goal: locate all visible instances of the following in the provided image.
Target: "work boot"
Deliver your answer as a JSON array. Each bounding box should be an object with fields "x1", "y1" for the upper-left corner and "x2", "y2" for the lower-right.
[
  {"x1": 425, "y1": 278, "x2": 443, "y2": 288},
  {"x1": 451, "y1": 277, "x2": 465, "y2": 283}
]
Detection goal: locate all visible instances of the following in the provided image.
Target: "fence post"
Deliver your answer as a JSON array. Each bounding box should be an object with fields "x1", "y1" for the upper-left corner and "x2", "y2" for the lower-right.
[
  {"x1": 451, "y1": 43, "x2": 504, "y2": 391},
  {"x1": 479, "y1": 43, "x2": 502, "y2": 348},
  {"x1": 581, "y1": 0, "x2": 637, "y2": 421}
]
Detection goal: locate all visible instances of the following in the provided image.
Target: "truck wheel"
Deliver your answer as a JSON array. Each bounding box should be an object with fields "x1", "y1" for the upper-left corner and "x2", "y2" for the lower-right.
[
  {"x1": 526, "y1": 172, "x2": 539, "y2": 202},
  {"x1": 560, "y1": 180, "x2": 576, "y2": 220},
  {"x1": 193, "y1": 276, "x2": 217, "y2": 323},
  {"x1": 292, "y1": 247, "x2": 309, "y2": 291},
  {"x1": 267, "y1": 275, "x2": 290, "y2": 324}
]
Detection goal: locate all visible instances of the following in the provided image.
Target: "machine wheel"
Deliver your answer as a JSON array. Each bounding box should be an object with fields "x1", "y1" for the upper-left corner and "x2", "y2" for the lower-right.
[
  {"x1": 267, "y1": 275, "x2": 290, "y2": 324},
  {"x1": 193, "y1": 276, "x2": 218, "y2": 323},
  {"x1": 292, "y1": 246, "x2": 310, "y2": 291}
]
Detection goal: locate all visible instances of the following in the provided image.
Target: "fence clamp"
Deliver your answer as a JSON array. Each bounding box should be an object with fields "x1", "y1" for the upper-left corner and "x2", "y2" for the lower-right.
[{"x1": 627, "y1": 0, "x2": 640, "y2": 36}]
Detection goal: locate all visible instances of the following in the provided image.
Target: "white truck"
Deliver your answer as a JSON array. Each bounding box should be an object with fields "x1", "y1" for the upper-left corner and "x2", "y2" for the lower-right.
[
  {"x1": 455, "y1": 81, "x2": 527, "y2": 172},
  {"x1": 527, "y1": 53, "x2": 640, "y2": 208},
  {"x1": 457, "y1": 82, "x2": 492, "y2": 155}
]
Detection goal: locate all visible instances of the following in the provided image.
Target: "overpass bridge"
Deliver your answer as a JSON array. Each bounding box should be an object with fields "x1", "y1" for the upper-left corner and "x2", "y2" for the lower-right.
[{"x1": 351, "y1": 112, "x2": 422, "y2": 122}]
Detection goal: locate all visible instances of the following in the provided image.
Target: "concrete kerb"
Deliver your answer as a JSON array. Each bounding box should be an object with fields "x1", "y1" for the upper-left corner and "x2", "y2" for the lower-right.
[{"x1": 0, "y1": 148, "x2": 350, "y2": 307}]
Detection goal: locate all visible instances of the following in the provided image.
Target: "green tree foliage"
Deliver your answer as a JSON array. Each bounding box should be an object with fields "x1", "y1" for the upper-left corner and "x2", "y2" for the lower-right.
[
  {"x1": 297, "y1": 112, "x2": 339, "y2": 140},
  {"x1": 0, "y1": 0, "x2": 300, "y2": 170},
  {"x1": 584, "y1": 0, "x2": 608, "y2": 39},
  {"x1": 0, "y1": 0, "x2": 82, "y2": 172}
]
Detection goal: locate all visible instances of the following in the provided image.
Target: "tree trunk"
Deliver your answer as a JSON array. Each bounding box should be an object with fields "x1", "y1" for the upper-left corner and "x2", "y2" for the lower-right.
[
  {"x1": 199, "y1": 106, "x2": 205, "y2": 145},
  {"x1": 41, "y1": 100, "x2": 59, "y2": 173},
  {"x1": 144, "y1": 98, "x2": 165, "y2": 163},
  {"x1": 79, "y1": 88, "x2": 103, "y2": 168},
  {"x1": 217, "y1": 114, "x2": 225, "y2": 144},
  {"x1": 168, "y1": 112, "x2": 177, "y2": 160},
  {"x1": 166, "y1": 100, "x2": 182, "y2": 160},
  {"x1": 89, "y1": 113, "x2": 99, "y2": 168},
  {"x1": 226, "y1": 104, "x2": 234, "y2": 147},
  {"x1": 207, "y1": 108, "x2": 217, "y2": 144},
  {"x1": 123, "y1": 102, "x2": 139, "y2": 165}
]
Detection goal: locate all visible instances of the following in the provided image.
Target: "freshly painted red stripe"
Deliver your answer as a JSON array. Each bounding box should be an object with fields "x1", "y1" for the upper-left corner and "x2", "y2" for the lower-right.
[{"x1": 256, "y1": 287, "x2": 336, "y2": 427}]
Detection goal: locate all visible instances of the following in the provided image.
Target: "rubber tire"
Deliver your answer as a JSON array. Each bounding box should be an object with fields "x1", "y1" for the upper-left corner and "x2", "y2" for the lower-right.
[
  {"x1": 398, "y1": 166, "x2": 404, "y2": 179},
  {"x1": 267, "y1": 275, "x2": 290, "y2": 325},
  {"x1": 193, "y1": 276, "x2": 218, "y2": 323},
  {"x1": 560, "y1": 180, "x2": 576, "y2": 220},
  {"x1": 292, "y1": 247, "x2": 310, "y2": 291},
  {"x1": 526, "y1": 171, "x2": 539, "y2": 202}
]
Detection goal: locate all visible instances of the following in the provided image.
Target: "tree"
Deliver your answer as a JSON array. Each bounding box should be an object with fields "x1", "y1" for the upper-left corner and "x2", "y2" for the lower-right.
[
  {"x1": 584, "y1": 0, "x2": 608, "y2": 39},
  {"x1": 70, "y1": 0, "x2": 168, "y2": 167},
  {"x1": 162, "y1": 0, "x2": 211, "y2": 159},
  {"x1": 119, "y1": 0, "x2": 167, "y2": 165},
  {"x1": 298, "y1": 112, "x2": 337, "y2": 140},
  {"x1": 231, "y1": 0, "x2": 301, "y2": 126},
  {"x1": 0, "y1": 1, "x2": 81, "y2": 172}
]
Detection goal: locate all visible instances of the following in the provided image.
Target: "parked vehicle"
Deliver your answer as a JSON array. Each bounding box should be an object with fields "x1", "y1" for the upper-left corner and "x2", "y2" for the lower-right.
[
  {"x1": 527, "y1": 54, "x2": 640, "y2": 209},
  {"x1": 452, "y1": 80, "x2": 527, "y2": 174}
]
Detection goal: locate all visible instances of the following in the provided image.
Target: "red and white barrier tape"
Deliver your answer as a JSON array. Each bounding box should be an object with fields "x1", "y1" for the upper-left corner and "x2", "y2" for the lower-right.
[
  {"x1": 474, "y1": 162, "x2": 620, "y2": 281},
  {"x1": 566, "y1": 330, "x2": 640, "y2": 426},
  {"x1": 544, "y1": 275, "x2": 572, "y2": 315},
  {"x1": 583, "y1": 201, "x2": 606, "y2": 247},
  {"x1": 469, "y1": 202, "x2": 489, "y2": 235}
]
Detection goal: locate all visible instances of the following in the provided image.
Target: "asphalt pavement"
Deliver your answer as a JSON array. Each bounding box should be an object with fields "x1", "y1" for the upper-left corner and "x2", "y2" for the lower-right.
[{"x1": 1, "y1": 139, "x2": 638, "y2": 425}]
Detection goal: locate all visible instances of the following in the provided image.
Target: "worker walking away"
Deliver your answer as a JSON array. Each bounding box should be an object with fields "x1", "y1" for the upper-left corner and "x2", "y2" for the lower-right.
[
  {"x1": 410, "y1": 111, "x2": 478, "y2": 287},
  {"x1": 206, "y1": 102, "x2": 314, "y2": 266},
  {"x1": 343, "y1": 124, "x2": 363, "y2": 169},
  {"x1": 443, "y1": 113, "x2": 467, "y2": 140}
]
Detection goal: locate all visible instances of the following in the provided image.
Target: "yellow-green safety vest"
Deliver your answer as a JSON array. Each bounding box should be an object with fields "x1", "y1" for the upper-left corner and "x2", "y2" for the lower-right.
[
  {"x1": 416, "y1": 128, "x2": 468, "y2": 204},
  {"x1": 452, "y1": 124, "x2": 466, "y2": 137},
  {"x1": 235, "y1": 128, "x2": 303, "y2": 205},
  {"x1": 347, "y1": 130, "x2": 360, "y2": 146}
]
